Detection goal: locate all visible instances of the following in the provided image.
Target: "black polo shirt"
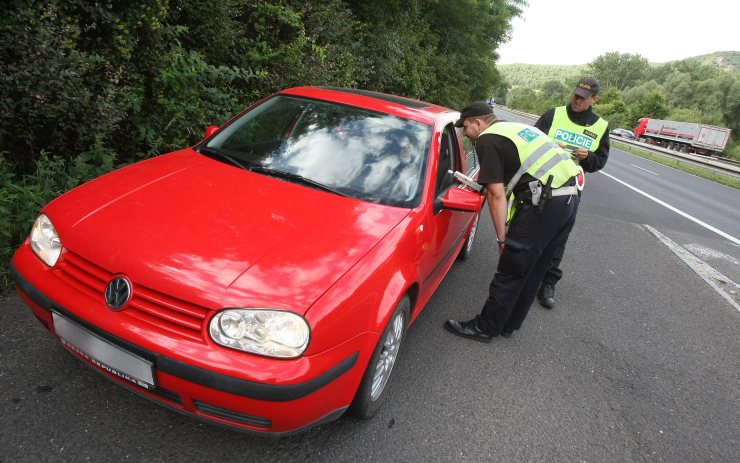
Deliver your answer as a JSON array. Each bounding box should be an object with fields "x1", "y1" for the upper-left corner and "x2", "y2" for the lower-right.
[{"x1": 475, "y1": 122, "x2": 535, "y2": 190}]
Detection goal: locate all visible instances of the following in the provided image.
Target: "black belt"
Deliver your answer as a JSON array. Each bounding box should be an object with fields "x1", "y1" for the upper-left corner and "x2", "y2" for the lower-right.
[{"x1": 513, "y1": 177, "x2": 576, "y2": 205}]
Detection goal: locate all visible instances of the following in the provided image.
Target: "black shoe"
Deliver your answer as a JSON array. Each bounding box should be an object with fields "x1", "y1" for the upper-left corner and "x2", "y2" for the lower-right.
[
  {"x1": 500, "y1": 328, "x2": 514, "y2": 338},
  {"x1": 444, "y1": 318, "x2": 494, "y2": 343},
  {"x1": 538, "y1": 283, "x2": 555, "y2": 309}
]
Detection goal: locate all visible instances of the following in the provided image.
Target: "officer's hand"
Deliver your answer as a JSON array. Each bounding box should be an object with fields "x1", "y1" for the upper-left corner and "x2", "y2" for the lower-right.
[{"x1": 575, "y1": 148, "x2": 589, "y2": 160}]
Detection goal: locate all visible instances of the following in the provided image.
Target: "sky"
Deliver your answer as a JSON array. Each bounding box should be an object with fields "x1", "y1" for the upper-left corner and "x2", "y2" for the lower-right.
[{"x1": 496, "y1": 0, "x2": 740, "y2": 65}]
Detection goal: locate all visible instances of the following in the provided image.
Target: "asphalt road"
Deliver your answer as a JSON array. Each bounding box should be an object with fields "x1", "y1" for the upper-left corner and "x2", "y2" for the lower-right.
[{"x1": 2, "y1": 108, "x2": 738, "y2": 462}]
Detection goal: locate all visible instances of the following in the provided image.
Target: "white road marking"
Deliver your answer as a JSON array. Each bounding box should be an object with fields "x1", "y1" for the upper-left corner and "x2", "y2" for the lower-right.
[
  {"x1": 645, "y1": 225, "x2": 739, "y2": 312},
  {"x1": 629, "y1": 164, "x2": 659, "y2": 176},
  {"x1": 600, "y1": 171, "x2": 740, "y2": 246},
  {"x1": 684, "y1": 243, "x2": 740, "y2": 266}
]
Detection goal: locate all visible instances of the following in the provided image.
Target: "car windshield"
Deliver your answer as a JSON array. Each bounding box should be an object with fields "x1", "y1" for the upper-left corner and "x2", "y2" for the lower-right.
[{"x1": 201, "y1": 95, "x2": 432, "y2": 208}]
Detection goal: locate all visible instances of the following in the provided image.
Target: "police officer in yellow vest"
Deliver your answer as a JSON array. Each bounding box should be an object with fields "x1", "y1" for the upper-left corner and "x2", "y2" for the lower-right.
[
  {"x1": 535, "y1": 77, "x2": 609, "y2": 309},
  {"x1": 445, "y1": 102, "x2": 580, "y2": 341}
]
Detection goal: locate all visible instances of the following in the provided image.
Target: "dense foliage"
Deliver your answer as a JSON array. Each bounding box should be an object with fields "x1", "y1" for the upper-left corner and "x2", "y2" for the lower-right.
[
  {"x1": 0, "y1": 0, "x2": 524, "y2": 290},
  {"x1": 498, "y1": 52, "x2": 740, "y2": 161}
]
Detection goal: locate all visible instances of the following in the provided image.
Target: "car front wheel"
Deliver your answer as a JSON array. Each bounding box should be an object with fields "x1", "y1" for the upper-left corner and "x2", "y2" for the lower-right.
[
  {"x1": 457, "y1": 212, "x2": 480, "y2": 260},
  {"x1": 348, "y1": 295, "x2": 409, "y2": 419}
]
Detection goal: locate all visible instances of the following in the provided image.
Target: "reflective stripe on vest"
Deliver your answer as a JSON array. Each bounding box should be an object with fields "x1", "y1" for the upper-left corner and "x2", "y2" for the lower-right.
[
  {"x1": 481, "y1": 122, "x2": 580, "y2": 197},
  {"x1": 481, "y1": 122, "x2": 580, "y2": 223},
  {"x1": 548, "y1": 106, "x2": 608, "y2": 152}
]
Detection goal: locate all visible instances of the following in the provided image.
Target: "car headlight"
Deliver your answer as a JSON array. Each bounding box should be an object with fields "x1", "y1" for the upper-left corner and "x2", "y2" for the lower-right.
[
  {"x1": 30, "y1": 214, "x2": 62, "y2": 267},
  {"x1": 209, "y1": 309, "x2": 310, "y2": 359}
]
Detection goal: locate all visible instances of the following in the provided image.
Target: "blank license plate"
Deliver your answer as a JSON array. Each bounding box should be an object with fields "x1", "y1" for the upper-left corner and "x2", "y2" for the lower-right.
[{"x1": 52, "y1": 312, "x2": 156, "y2": 390}]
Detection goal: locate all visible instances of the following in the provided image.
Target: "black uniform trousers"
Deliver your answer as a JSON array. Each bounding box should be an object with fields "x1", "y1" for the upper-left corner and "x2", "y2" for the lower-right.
[
  {"x1": 477, "y1": 194, "x2": 579, "y2": 335},
  {"x1": 541, "y1": 226, "x2": 569, "y2": 286},
  {"x1": 541, "y1": 189, "x2": 582, "y2": 286}
]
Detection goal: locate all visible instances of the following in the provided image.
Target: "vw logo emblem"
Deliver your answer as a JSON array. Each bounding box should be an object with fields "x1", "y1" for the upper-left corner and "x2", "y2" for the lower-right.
[{"x1": 105, "y1": 276, "x2": 132, "y2": 310}]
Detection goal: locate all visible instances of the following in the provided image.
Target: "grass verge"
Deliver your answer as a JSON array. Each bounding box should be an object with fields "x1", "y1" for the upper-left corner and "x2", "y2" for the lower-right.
[{"x1": 612, "y1": 141, "x2": 740, "y2": 190}]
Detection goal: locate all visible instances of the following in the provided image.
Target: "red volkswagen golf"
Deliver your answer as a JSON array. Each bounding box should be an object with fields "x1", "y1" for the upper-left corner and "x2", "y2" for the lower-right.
[{"x1": 11, "y1": 87, "x2": 483, "y2": 435}]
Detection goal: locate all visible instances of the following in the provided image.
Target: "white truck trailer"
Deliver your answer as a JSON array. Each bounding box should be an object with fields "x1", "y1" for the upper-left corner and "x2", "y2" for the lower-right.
[{"x1": 633, "y1": 118, "x2": 731, "y2": 156}]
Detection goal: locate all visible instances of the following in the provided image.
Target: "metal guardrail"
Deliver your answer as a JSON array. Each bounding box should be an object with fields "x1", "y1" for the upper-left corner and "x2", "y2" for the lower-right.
[
  {"x1": 492, "y1": 104, "x2": 740, "y2": 177},
  {"x1": 609, "y1": 137, "x2": 740, "y2": 176}
]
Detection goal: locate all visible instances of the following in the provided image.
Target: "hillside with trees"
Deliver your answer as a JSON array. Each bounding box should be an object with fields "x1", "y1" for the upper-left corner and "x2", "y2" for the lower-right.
[
  {"x1": 694, "y1": 51, "x2": 740, "y2": 72},
  {"x1": 499, "y1": 51, "x2": 740, "y2": 89},
  {"x1": 496, "y1": 52, "x2": 740, "y2": 161}
]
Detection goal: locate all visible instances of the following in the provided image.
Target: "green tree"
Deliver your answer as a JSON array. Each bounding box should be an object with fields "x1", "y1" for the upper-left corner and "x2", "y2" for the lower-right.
[
  {"x1": 492, "y1": 79, "x2": 509, "y2": 105},
  {"x1": 540, "y1": 80, "x2": 568, "y2": 105},
  {"x1": 593, "y1": 88, "x2": 629, "y2": 129},
  {"x1": 724, "y1": 78, "x2": 740, "y2": 133},
  {"x1": 595, "y1": 87, "x2": 620, "y2": 105},
  {"x1": 665, "y1": 59, "x2": 721, "y2": 82},
  {"x1": 669, "y1": 108, "x2": 724, "y2": 127},
  {"x1": 587, "y1": 52, "x2": 650, "y2": 90},
  {"x1": 622, "y1": 80, "x2": 665, "y2": 106},
  {"x1": 420, "y1": 0, "x2": 525, "y2": 107},
  {"x1": 631, "y1": 92, "x2": 670, "y2": 122},
  {"x1": 348, "y1": 1, "x2": 434, "y2": 99},
  {"x1": 693, "y1": 79, "x2": 724, "y2": 114},
  {"x1": 507, "y1": 86, "x2": 547, "y2": 115}
]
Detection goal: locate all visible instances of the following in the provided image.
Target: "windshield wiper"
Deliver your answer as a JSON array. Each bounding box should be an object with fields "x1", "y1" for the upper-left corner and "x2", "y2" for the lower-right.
[
  {"x1": 249, "y1": 166, "x2": 348, "y2": 197},
  {"x1": 198, "y1": 147, "x2": 249, "y2": 170}
]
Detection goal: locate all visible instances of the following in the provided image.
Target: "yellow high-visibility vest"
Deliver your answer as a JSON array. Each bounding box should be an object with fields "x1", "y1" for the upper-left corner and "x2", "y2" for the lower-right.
[
  {"x1": 481, "y1": 122, "x2": 579, "y2": 222},
  {"x1": 548, "y1": 106, "x2": 608, "y2": 152}
]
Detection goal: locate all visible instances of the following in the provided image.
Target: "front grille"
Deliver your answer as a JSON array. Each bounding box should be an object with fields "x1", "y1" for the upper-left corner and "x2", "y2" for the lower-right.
[
  {"x1": 57, "y1": 250, "x2": 208, "y2": 343},
  {"x1": 193, "y1": 401, "x2": 272, "y2": 428}
]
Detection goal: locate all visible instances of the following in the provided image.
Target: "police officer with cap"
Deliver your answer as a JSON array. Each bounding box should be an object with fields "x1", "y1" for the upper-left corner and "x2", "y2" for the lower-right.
[
  {"x1": 444, "y1": 102, "x2": 580, "y2": 341},
  {"x1": 535, "y1": 77, "x2": 610, "y2": 309}
]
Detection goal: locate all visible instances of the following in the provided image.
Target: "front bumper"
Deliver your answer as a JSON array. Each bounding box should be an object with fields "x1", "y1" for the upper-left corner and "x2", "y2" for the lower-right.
[{"x1": 11, "y1": 250, "x2": 370, "y2": 435}]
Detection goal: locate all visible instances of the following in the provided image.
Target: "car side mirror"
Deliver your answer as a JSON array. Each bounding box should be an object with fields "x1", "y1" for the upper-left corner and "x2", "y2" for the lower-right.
[
  {"x1": 204, "y1": 125, "x2": 219, "y2": 139},
  {"x1": 435, "y1": 187, "x2": 484, "y2": 214}
]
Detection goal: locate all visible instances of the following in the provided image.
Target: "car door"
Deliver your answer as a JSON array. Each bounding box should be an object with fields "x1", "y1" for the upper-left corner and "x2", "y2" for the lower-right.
[{"x1": 417, "y1": 123, "x2": 475, "y2": 287}]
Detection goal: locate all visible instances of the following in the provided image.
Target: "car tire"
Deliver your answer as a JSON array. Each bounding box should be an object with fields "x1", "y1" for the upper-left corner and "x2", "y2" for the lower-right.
[
  {"x1": 348, "y1": 295, "x2": 409, "y2": 419},
  {"x1": 457, "y1": 212, "x2": 480, "y2": 260}
]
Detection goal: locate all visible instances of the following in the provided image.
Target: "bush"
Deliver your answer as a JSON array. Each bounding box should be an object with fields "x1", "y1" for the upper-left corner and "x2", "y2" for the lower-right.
[
  {"x1": 0, "y1": 3, "x2": 133, "y2": 173},
  {"x1": 723, "y1": 140, "x2": 740, "y2": 161}
]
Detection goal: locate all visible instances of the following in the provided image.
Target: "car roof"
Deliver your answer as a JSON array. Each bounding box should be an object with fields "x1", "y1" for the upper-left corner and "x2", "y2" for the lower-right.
[{"x1": 280, "y1": 86, "x2": 456, "y2": 125}]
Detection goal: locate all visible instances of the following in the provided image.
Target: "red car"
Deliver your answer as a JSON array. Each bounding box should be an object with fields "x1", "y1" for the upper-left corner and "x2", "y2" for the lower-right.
[{"x1": 11, "y1": 86, "x2": 483, "y2": 435}]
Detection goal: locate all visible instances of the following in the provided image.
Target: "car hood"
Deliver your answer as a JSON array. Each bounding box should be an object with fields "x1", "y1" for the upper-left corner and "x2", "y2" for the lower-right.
[{"x1": 48, "y1": 149, "x2": 410, "y2": 312}]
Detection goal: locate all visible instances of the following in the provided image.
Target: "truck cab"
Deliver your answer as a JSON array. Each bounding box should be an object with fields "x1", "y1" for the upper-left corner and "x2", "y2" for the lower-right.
[{"x1": 633, "y1": 118, "x2": 648, "y2": 137}]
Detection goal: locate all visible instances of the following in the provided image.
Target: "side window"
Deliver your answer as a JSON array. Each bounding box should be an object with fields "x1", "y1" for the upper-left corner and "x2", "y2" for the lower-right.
[
  {"x1": 460, "y1": 130, "x2": 478, "y2": 176},
  {"x1": 434, "y1": 124, "x2": 461, "y2": 196}
]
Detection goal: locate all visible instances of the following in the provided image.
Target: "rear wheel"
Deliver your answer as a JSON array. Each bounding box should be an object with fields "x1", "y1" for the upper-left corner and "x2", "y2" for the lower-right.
[{"x1": 348, "y1": 296, "x2": 409, "y2": 419}]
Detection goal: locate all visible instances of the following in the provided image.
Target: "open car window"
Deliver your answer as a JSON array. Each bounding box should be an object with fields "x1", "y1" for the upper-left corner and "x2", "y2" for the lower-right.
[
  {"x1": 434, "y1": 124, "x2": 462, "y2": 198},
  {"x1": 203, "y1": 95, "x2": 431, "y2": 208},
  {"x1": 459, "y1": 129, "x2": 478, "y2": 176}
]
